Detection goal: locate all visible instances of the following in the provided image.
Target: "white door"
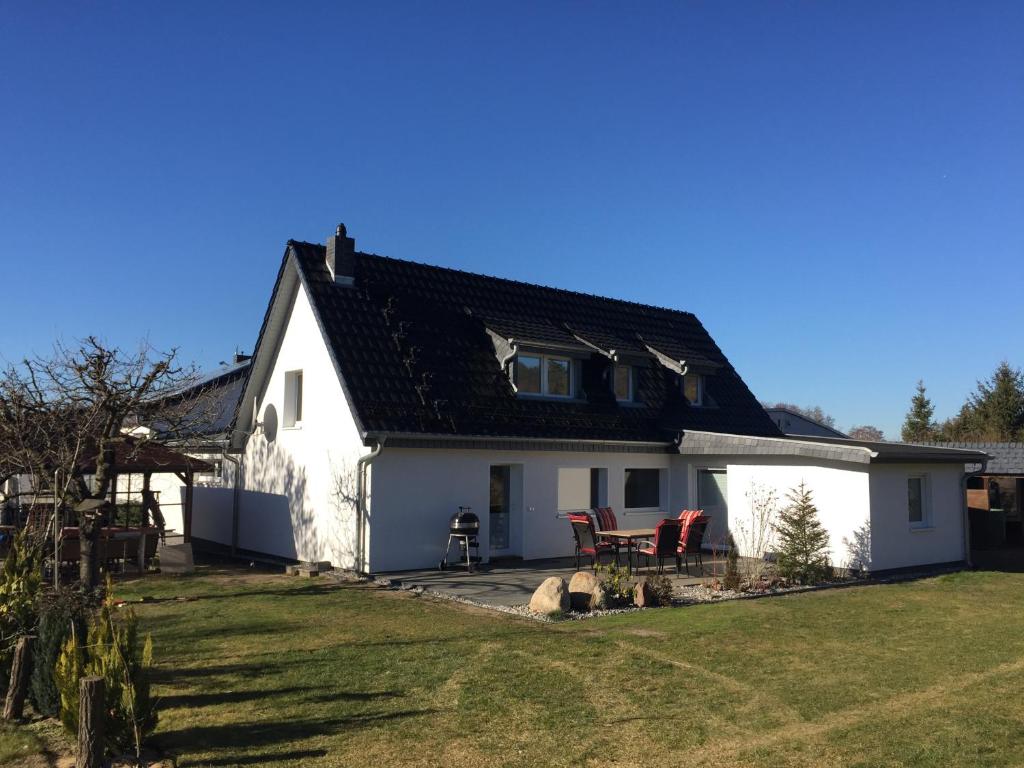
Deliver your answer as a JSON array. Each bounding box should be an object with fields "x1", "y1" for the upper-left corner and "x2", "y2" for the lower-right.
[{"x1": 697, "y1": 468, "x2": 729, "y2": 547}]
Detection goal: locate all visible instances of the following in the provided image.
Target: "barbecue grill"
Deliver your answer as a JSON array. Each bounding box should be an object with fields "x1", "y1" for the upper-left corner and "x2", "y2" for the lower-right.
[{"x1": 439, "y1": 507, "x2": 481, "y2": 571}]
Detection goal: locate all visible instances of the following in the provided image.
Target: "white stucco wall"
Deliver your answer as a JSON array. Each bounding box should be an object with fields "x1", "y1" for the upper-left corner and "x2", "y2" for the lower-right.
[
  {"x1": 368, "y1": 447, "x2": 673, "y2": 572},
  {"x1": 712, "y1": 459, "x2": 872, "y2": 570},
  {"x1": 223, "y1": 281, "x2": 367, "y2": 569},
  {"x1": 869, "y1": 463, "x2": 965, "y2": 571}
]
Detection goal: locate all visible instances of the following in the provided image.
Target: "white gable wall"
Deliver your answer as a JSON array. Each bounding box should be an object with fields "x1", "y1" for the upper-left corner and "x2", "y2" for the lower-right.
[{"x1": 225, "y1": 281, "x2": 365, "y2": 568}]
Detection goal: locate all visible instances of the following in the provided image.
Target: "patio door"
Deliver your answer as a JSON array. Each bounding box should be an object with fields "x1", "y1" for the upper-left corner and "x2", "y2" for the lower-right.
[
  {"x1": 490, "y1": 465, "x2": 512, "y2": 553},
  {"x1": 697, "y1": 468, "x2": 729, "y2": 546}
]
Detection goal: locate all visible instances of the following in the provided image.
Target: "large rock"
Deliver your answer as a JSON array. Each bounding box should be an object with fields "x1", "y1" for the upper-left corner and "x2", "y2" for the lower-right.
[
  {"x1": 590, "y1": 584, "x2": 609, "y2": 611},
  {"x1": 529, "y1": 576, "x2": 570, "y2": 615},
  {"x1": 633, "y1": 577, "x2": 656, "y2": 608},
  {"x1": 568, "y1": 571, "x2": 600, "y2": 612}
]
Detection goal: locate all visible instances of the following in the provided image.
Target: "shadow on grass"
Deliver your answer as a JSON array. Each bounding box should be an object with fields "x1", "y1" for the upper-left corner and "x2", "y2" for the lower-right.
[
  {"x1": 196, "y1": 748, "x2": 329, "y2": 766},
  {"x1": 164, "y1": 710, "x2": 436, "y2": 766},
  {"x1": 159, "y1": 686, "x2": 402, "y2": 709}
]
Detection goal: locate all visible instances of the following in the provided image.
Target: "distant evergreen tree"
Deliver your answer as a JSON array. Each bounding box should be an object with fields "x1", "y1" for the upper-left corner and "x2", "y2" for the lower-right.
[
  {"x1": 775, "y1": 483, "x2": 831, "y2": 585},
  {"x1": 969, "y1": 362, "x2": 1024, "y2": 440},
  {"x1": 901, "y1": 380, "x2": 936, "y2": 442}
]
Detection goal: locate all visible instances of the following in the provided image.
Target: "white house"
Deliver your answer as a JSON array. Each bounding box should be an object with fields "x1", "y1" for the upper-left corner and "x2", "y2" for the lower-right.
[{"x1": 194, "y1": 224, "x2": 988, "y2": 575}]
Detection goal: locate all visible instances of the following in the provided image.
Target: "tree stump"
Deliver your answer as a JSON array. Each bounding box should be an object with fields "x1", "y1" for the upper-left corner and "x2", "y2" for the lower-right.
[
  {"x1": 2, "y1": 635, "x2": 34, "y2": 720},
  {"x1": 78, "y1": 676, "x2": 105, "y2": 768}
]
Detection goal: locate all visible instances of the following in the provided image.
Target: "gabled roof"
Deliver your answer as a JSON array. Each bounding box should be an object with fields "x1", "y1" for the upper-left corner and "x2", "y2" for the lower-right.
[
  {"x1": 764, "y1": 407, "x2": 849, "y2": 438},
  {"x1": 919, "y1": 442, "x2": 1023, "y2": 474},
  {"x1": 234, "y1": 238, "x2": 782, "y2": 447},
  {"x1": 154, "y1": 359, "x2": 250, "y2": 442}
]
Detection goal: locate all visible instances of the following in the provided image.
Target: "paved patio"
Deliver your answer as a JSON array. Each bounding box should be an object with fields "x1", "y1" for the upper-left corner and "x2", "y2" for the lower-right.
[{"x1": 380, "y1": 555, "x2": 725, "y2": 607}]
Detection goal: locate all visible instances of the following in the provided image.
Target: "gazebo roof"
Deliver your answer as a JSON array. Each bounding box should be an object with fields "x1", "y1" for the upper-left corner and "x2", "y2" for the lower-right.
[{"x1": 75, "y1": 437, "x2": 213, "y2": 475}]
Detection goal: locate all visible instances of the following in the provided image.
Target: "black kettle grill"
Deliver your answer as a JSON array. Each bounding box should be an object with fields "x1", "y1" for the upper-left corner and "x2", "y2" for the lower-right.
[{"x1": 439, "y1": 506, "x2": 481, "y2": 571}]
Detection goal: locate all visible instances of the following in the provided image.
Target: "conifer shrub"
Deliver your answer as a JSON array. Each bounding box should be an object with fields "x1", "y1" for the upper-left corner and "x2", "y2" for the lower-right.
[
  {"x1": 0, "y1": 527, "x2": 44, "y2": 690},
  {"x1": 29, "y1": 587, "x2": 90, "y2": 717},
  {"x1": 723, "y1": 532, "x2": 741, "y2": 591},
  {"x1": 776, "y1": 482, "x2": 832, "y2": 585},
  {"x1": 55, "y1": 584, "x2": 157, "y2": 759}
]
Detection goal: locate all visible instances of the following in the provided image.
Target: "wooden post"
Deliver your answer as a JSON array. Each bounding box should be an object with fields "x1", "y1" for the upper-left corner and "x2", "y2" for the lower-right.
[
  {"x1": 184, "y1": 470, "x2": 194, "y2": 543},
  {"x1": 77, "y1": 676, "x2": 104, "y2": 768},
  {"x1": 141, "y1": 473, "x2": 152, "y2": 527},
  {"x1": 3, "y1": 635, "x2": 34, "y2": 720}
]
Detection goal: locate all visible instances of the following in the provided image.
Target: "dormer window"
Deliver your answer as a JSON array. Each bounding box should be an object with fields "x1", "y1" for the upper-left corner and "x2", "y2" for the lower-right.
[
  {"x1": 613, "y1": 364, "x2": 633, "y2": 402},
  {"x1": 514, "y1": 353, "x2": 573, "y2": 398},
  {"x1": 683, "y1": 373, "x2": 704, "y2": 406}
]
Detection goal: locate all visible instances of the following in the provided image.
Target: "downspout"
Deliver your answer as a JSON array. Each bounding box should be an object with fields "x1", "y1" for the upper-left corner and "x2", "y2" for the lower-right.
[
  {"x1": 355, "y1": 438, "x2": 384, "y2": 575},
  {"x1": 222, "y1": 450, "x2": 242, "y2": 557},
  {"x1": 961, "y1": 460, "x2": 987, "y2": 569}
]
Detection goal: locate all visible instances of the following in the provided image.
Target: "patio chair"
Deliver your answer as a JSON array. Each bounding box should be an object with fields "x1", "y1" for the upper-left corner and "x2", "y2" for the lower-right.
[
  {"x1": 569, "y1": 513, "x2": 617, "y2": 571},
  {"x1": 592, "y1": 507, "x2": 619, "y2": 532},
  {"x1": 676, "y1": 514, "x2": 711, "y2": 575},
  {"x1": 636, "y1": 518, "x2": 683, "y2": 574}
]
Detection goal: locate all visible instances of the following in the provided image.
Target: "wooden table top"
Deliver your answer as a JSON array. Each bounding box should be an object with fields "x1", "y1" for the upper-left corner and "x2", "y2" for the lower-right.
[{"x1": 598, "y1": 528, "x2": 656, "y2": 539}]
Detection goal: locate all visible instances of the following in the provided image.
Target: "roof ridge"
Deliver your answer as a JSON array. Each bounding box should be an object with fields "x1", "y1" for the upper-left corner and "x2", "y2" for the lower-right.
[{"x1": 287, "y1": 239, "x2": 699, "y2": 321}]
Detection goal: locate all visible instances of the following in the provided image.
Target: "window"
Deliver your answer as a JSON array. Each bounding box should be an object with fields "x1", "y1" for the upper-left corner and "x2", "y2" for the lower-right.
[
  {"x1": 613, "y1": 364, "x2": 632, "y2": 401},
  {"x1": 908, "y1": 475, "x2": 928, "y2": 527},
  {"x1": 558, "y1": 467, "x2": 607, "y2": 515},
  {"x1": 683, "y1": 373, "x2": 703, "y2": 406},
  {"x1": 284, "y1": 370, "x2": 303, "y2": 427},
  {"x1": 625, "y1": 468, "x2": 662, "y2": 510},
  {"x1": 515, "y1": 353, "x2": 573, "y2": 397}
]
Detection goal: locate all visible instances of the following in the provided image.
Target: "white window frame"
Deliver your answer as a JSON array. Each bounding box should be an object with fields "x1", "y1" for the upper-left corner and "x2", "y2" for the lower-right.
[
  {"x1": 623, "y1": 467, "x2": 666, "y2": 513},
  {"x1": 683, "y1": 373, "x2": 704, "y2": 406},
  {"x1": 908, "y1": 474, "x2": 931, "y2": 529},
  {"x1": 283, "y1": 369, "x2": 303, "y2": 428},
  {"x1": 613, "y1": 364, "x2": 632, "y2": 402},
  {"x1": 516, "y1": 353, "x2": 575, "y2": 399}
]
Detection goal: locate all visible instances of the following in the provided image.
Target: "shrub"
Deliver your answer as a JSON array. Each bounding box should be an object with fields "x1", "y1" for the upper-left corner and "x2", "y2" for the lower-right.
[
  {"x1": 30, "y1": 587, "x2": 91, "y2": 717},
  {"x1": 56, "y1": 592, "x2": 157, "y2": 759},
  {"x1": 595, "y1": 562, "x2": 634, "y2": 606},
  {"x1": 0, "y1": 527, "x2": 44, "y2": 689},
  {"x1": 646, "y1": 574, "x2": 674, "y2": 606},
  {"x1": 723, "y1": 532, "x2": 741, "y2": 591},
  {"x1": 775, "y1": 482, "x2": 832, "y2": 585}
]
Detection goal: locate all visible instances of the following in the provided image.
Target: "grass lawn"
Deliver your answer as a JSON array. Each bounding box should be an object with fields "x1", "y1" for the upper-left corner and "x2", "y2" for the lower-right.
[{"x1": 5, "y1": 566, "x2": 1024, "y2": 767}]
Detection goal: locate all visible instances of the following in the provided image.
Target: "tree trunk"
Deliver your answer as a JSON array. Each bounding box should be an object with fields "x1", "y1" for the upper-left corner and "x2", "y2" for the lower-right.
[
  {"x1": 77, "y1": 676, "x2": 105, "y2": 768},
  {"x1": 3, "y1": 635, "x2": 34, "y2": 720},
  {"x1": 79, "y1": 513, "x2": 101, "y2": 591}
]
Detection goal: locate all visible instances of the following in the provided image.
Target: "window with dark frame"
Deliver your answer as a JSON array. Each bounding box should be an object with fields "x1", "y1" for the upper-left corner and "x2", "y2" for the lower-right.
[
  {"x1": 908, "y1": 476, "x2": 926, "y2": 526},
  {"x1": 515, "y1": 353, "x2": 573, "y2": 397},
  {"x1": 625, "y1": 468, "x2": 661, "y2": 509}
]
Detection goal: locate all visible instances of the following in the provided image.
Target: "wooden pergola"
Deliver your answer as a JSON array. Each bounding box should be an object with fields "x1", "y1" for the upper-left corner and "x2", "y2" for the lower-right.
[{"x1": 76, "y1": 437, "x2": 213, "y2": 542}]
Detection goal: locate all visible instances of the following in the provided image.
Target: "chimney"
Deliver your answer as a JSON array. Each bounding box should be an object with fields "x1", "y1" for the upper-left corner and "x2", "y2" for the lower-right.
[{"x1": 326, "y1": 223, "x2": 356, "y2": 286}]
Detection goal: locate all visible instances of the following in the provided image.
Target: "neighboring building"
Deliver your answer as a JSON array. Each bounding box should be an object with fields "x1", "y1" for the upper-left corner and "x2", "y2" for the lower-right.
[
  {"x1": 921, "y1": 443, "x2": 1023, "y2": 544},
  {"x1": 765, "y1": 407, "x2": 848, "y2": 438},
  {"x1": 126, "y1": 356, "x2": 250, "y2": 537},
  {"x1": 195, "y1": 224, "x2": 987, "y2": 574}
]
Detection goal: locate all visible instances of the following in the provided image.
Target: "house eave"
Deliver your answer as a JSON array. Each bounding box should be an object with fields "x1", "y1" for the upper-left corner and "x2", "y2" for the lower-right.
[{"x1": 364, "y1": 431, "x2": 675, "y2": 454}]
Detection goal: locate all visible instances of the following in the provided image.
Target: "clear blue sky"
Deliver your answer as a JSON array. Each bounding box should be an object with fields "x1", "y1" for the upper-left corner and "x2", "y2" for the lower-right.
[{"x1": 2, "y1": 2, "x2": 1022, "y2": 438}]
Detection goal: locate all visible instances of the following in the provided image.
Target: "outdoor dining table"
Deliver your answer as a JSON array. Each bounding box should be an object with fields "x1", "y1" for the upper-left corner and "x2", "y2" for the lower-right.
[{"x1": 596, "y1": 528, "x2": 656, "y2": 575}]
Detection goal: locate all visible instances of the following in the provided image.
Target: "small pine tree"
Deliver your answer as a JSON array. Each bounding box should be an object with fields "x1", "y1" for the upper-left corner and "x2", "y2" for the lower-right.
[
  {"x1": 55, "y1": 599, "x2": 157, "y2": 758},
  {"x1": 901, "y1": 380, "x2": 937, "y2": 442},
  {"x1": 30, "y1": 588, "x2": 90, "y2": 717},
  {"x1": 775, "y1": 483, "x2": 831, "y2": 585},
  {"x1": 723, "y1": 532, "x2": 741, "y2": 591}
]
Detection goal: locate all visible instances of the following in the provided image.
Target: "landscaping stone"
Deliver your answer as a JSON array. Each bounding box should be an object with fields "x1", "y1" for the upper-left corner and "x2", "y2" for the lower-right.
[
  {"x1": 568, "y1": 571, "x2": 600, "y2": 612},
  {"x1": 529, "y1": 576, "x2": 570, "y2": 615},
  {"x1": 590, "y1": 584, "x2": 609, "y2": 611},
  {"x1": 633, "y1": 577, "x2": 656, "y2": 608}
]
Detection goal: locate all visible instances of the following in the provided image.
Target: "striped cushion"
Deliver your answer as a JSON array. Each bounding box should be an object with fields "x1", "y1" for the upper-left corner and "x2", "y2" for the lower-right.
[{"x1": 593, "y1": 507, "x2": 618, "y2": 531}]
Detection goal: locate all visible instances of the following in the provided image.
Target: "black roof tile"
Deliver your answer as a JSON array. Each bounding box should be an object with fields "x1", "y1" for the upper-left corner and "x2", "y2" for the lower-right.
[{"x1": 288, "y1": 240, "x2": 781, "y2": 442}]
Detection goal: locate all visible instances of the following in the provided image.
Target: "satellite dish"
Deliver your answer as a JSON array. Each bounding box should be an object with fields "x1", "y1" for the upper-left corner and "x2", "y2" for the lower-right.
[{"x1": 262, "y1": 404, "x2": 278, "y2": 443}]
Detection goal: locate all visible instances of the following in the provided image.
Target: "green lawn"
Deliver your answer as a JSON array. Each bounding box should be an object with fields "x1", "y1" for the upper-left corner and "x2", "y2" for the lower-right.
[{"x1": 6, "y1": 566, "x2": 1024, "y2": 767}]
